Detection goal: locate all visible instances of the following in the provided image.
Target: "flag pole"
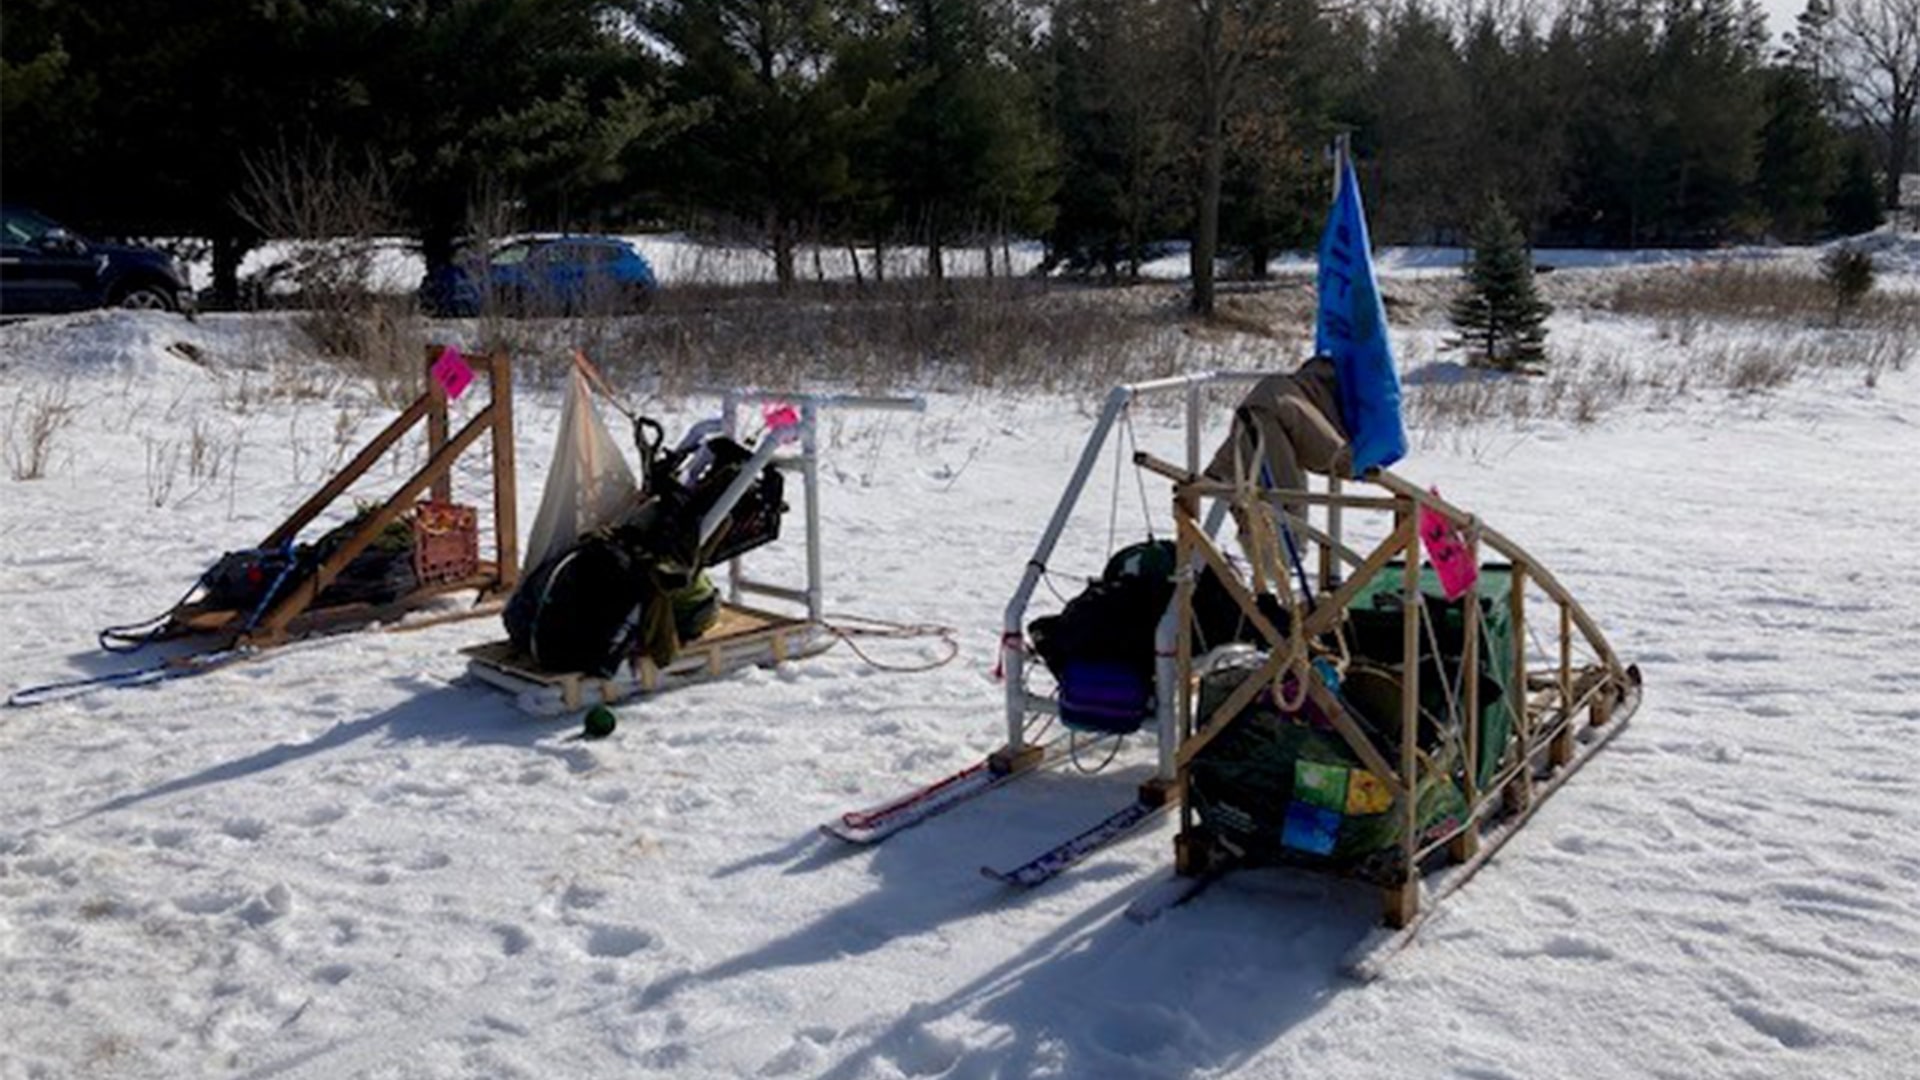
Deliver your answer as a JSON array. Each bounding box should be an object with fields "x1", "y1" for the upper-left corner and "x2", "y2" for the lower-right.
[{"x1": 1324, "y1": 131, "x2": 1352, "y2": 590}]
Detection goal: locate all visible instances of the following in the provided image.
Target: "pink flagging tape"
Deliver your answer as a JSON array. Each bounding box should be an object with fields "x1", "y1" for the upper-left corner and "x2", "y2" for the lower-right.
[
  {"x1": 431, "y1": 346, "x2": 475, "y2": 400},
  {"x1": 763, "y1": 401, "x2": 800, "y2": 430},
  {"x1": 1418, "y1": 488, "x2": 1478, "y2": 600}
]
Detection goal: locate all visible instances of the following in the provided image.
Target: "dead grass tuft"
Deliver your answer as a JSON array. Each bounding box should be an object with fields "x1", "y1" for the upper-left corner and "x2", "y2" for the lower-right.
[{"x1": 4, "y1": 382, "x2": 80, "y2": 481}]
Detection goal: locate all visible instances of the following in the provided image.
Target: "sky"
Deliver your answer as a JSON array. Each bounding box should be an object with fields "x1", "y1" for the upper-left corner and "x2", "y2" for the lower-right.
[{"x1": 1759, "y1": 0, "x2": 1806, "y2": 42}]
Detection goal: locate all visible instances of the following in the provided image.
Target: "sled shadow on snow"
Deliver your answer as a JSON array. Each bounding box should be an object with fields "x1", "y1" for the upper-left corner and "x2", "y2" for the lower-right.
[
  {"x1": 70, "y1": 682, "x2": 584, "y2": 822},
  {"x1": 815, "y1": 872, "x2": 1381, "y2": 1080},
  {"x1": 677, "y1": 761, "x2": 1382, "y2": 1077}
]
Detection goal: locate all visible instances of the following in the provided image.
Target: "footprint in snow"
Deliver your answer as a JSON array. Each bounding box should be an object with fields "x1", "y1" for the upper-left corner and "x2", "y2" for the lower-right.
[
  {"x1": 879, "y1": 1026, "x2": 965, "y2": 1078},
  {"x1": 563, "y1": 883, "x2": 609, "y2": 910},
  {"x1": 1728, "y1": 1001, "x2": 1827, "y2": 1049},
  {"x1": 1702, "y1": 649, "x2": 1781, "y2": 664},
  {"x1": 583, "y1": 924, "x2": 656, "y2": 959},
  {"x1": 492, "y1": 924, "x2": 533, "y2": 957},
  {"x1": 758, "y1": 1029, "x2": 837, "y2": 1077},
  {"x1": 298, "y1": 804, "x2": 348, "y2": 827},
  {"x1": 312, "y1": 963, "x2": 352, "y2": 985},
  {"x1": 221, "y1": 817, "x2": 269, "y2": 842}
]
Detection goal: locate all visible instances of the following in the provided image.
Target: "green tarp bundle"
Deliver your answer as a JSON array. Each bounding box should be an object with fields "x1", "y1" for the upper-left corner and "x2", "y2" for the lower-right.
[{"x1": 1186, "y1": 563, "x2": 1516, "y2": 880}]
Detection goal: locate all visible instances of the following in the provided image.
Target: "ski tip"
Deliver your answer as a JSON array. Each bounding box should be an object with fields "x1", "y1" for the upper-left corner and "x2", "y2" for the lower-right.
[{"x1": 821, "y1": 826, "x2": 876, "y2": 846}]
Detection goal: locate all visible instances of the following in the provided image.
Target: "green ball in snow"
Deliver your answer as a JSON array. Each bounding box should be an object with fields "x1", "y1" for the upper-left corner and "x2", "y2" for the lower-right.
[{"x1": 582, "y1": 705, "x2": 617, "y2": 740}]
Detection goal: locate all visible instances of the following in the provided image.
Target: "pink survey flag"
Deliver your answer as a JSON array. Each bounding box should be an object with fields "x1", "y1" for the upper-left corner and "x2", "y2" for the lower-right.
[
  {"x1": 763, "y1": 401, "x2": 800, "y2": 431},
  {"x1": 431, "y1": 346, "x2": 475, "y2": 400},
  {"x1": 762, "y1": 401, "x2": 802, "y2": 442},
  {"x1": 1418, "y1": 488, "x2": 1478, "y2": 600}
]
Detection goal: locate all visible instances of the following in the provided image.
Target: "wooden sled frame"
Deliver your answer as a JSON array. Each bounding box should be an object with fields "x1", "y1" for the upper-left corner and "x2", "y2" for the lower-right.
[
  {"x1": 462, "y1": 387, "x2": 923, "y2": 716},
  {"x1": 173, "y1": 345, "x2": 517, "y2": 647},
  {"x1": 1133, "y1": 453, "x2": 1641, "y2": 929}
]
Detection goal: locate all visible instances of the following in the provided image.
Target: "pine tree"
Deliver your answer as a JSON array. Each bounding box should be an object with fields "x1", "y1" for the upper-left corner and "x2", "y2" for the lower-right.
[
  {"x1": 643, "y1": 0, "x2": 863, "y2": 291},
  {"x1": 1755, "y1": 65, "x2": 1838, "y2": 241},
  {"x1": 1827, "y1": 139, "x2": 1886, "y2": 235},
  {"x1": 1449, "y1": 196, "x2": 1551, "y2": 372}
]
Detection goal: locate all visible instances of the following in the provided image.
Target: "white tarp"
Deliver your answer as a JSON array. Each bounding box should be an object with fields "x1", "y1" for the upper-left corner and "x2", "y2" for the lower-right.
[{"x1": 521, "y1": 364, "x2": 638, "y2": 573}]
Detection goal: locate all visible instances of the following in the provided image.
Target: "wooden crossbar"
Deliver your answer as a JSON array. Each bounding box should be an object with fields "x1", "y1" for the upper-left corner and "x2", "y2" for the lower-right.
[
  {"x1": 265, "y1": 396, "x2": 430, "y2": 549},
  {"x1": 1169, "y1": 501, "x2": 1415, "y2": 788},
  {"x1": 226, "y1": 346, "x2": 516, "y2": 647}
]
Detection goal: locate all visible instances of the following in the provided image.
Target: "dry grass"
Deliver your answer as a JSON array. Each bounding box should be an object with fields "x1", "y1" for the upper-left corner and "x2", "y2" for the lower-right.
[
  {"x1": 456, "y1": 276, "x2": 1210, "y2": 397},
  {"x1": 1604, "y1": 261, "x2": 1915, "y2": 328},
  {"x1": 1406, "y1": 318, "x2": 1915, "y2": 441},
  {"x1": 4, "y1": 381, "x2": 79, "y2": 481},
  {"x1": 199, "y1": 250, "x2": 1914, "y2": 460},
  {"x1": 142, "y1": 416, "x2": 244, "y2": 508}
]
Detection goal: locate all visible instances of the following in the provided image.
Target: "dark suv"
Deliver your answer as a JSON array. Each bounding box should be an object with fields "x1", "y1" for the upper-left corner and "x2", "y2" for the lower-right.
[{"x1": 0, "y1": 206, "x2": 194, "y2": 315}]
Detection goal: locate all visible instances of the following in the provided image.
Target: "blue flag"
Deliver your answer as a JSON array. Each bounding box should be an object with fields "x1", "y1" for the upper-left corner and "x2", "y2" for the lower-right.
[{"x1": 1315, "y1": 158, "x2": 1406, "y2": 476}]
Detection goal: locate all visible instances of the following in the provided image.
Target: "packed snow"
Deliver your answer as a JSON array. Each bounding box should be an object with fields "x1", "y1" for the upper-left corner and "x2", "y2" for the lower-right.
[{"x1": 2, "y1": 259, "x2": 1918, "y2": 1079}]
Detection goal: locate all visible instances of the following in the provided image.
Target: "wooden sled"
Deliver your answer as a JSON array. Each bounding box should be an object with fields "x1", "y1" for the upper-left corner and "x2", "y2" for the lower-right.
[
  {"x1": 1129, "y1": 454, "x2": 1642, "y2": 936},
  {"x1": 462, "y1": 386, "x2": 921, "y2": 716},
  {"x1": 156, "y1": 345, "x2": 517, "y2": 649}
]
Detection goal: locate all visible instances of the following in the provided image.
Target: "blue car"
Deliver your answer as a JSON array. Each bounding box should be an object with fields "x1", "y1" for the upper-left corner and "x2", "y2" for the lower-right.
[
  {"x1": 1, "y1": 206, "x2": 195, "y2": 315},
  {"x1": 420, "y1": 235, "x2": 658, "y2": 317}
]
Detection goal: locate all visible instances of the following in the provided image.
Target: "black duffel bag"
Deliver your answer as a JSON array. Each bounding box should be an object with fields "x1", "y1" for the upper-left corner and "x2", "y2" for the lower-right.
[{"x1": 504, "y1": 534, "x2": 657, "y2": 677}]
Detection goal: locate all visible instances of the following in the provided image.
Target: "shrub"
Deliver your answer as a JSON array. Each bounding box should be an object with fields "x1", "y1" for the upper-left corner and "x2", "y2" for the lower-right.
[{"x1": 1820, "y1": 247, "x2": 1875, "y2": 324}]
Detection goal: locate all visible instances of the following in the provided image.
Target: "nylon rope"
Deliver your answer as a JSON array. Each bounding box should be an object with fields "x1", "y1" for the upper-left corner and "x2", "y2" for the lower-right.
[
  {"x1": 1120, "y1": 409, "x2": 1156, "y2": 540},
  {"x1": 1106, "y1": 402, "x2": 1126, "y2": 561},
  {"x1": 820, "y1": 613, "x2": 959, "y2": 674}
]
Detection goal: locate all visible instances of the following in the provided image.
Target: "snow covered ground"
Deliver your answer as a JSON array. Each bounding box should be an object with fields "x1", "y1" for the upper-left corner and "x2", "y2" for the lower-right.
[{"x1": 2, "y1": 262, "x2": 1918, "y2": 1078}]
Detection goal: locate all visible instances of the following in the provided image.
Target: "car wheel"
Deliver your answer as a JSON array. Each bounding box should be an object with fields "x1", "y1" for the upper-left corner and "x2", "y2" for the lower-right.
[{"x1": 115, "y1": 283, "x2": 176, "y2": 311}]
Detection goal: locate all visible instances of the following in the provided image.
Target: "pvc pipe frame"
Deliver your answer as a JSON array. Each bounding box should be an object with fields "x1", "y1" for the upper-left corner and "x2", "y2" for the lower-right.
[
  {"x1": 717, "y1": 390, "x2": 925, "y2": 627},
  {"x1": 1000, "y1": 371, "x2": 1268, "y2": 782}
]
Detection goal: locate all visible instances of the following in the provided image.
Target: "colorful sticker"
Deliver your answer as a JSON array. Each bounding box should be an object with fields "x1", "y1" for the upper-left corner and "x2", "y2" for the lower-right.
[
  {"x1": 431, "y1": 345, "x2": 475, "y2": 400},
  {"x1": 1294, "y1": 759, "x2": 1349, "y2": 811},
  {"x1": 1282, "y1": 802, "x2": 1342, "y2": 856},
  {"x1": 1345, "y1": 769, "x2": 1393, "y2": 815}
]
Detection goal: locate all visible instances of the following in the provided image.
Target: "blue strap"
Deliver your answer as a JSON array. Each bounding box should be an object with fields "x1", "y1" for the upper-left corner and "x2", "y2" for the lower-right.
[{"x1": 237, "y1": 543, "x2": 302, "y2": 634}]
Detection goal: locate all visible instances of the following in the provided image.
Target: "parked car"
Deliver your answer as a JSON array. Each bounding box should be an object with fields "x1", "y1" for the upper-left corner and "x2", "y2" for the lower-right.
[
  {"x1": 419, "y1": 235, "x2": 658, "y2": 317},
  {"x1": 0, "y1": 206, "x2": 194, "y2": 315}
]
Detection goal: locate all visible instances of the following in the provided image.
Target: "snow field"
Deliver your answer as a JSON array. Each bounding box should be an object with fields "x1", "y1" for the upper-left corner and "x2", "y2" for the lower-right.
[{"x1": 2, "y1": 263, "x2": 1918, "y2": 1079}]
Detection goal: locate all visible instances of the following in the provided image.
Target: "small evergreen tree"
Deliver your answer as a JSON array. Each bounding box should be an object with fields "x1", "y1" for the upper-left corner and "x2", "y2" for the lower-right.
[
  {"x1": 1820, "y1": 245, "x2": 1874, "y2": 323},
  {"x1": 1449, "y1": 196, "x2": 1551, "y2": 371}
]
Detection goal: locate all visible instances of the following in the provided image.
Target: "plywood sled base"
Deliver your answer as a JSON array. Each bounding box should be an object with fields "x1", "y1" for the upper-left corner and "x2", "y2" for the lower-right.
[{"x1": 463, "y1": 604, "x2": 827, "y2": 716}]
